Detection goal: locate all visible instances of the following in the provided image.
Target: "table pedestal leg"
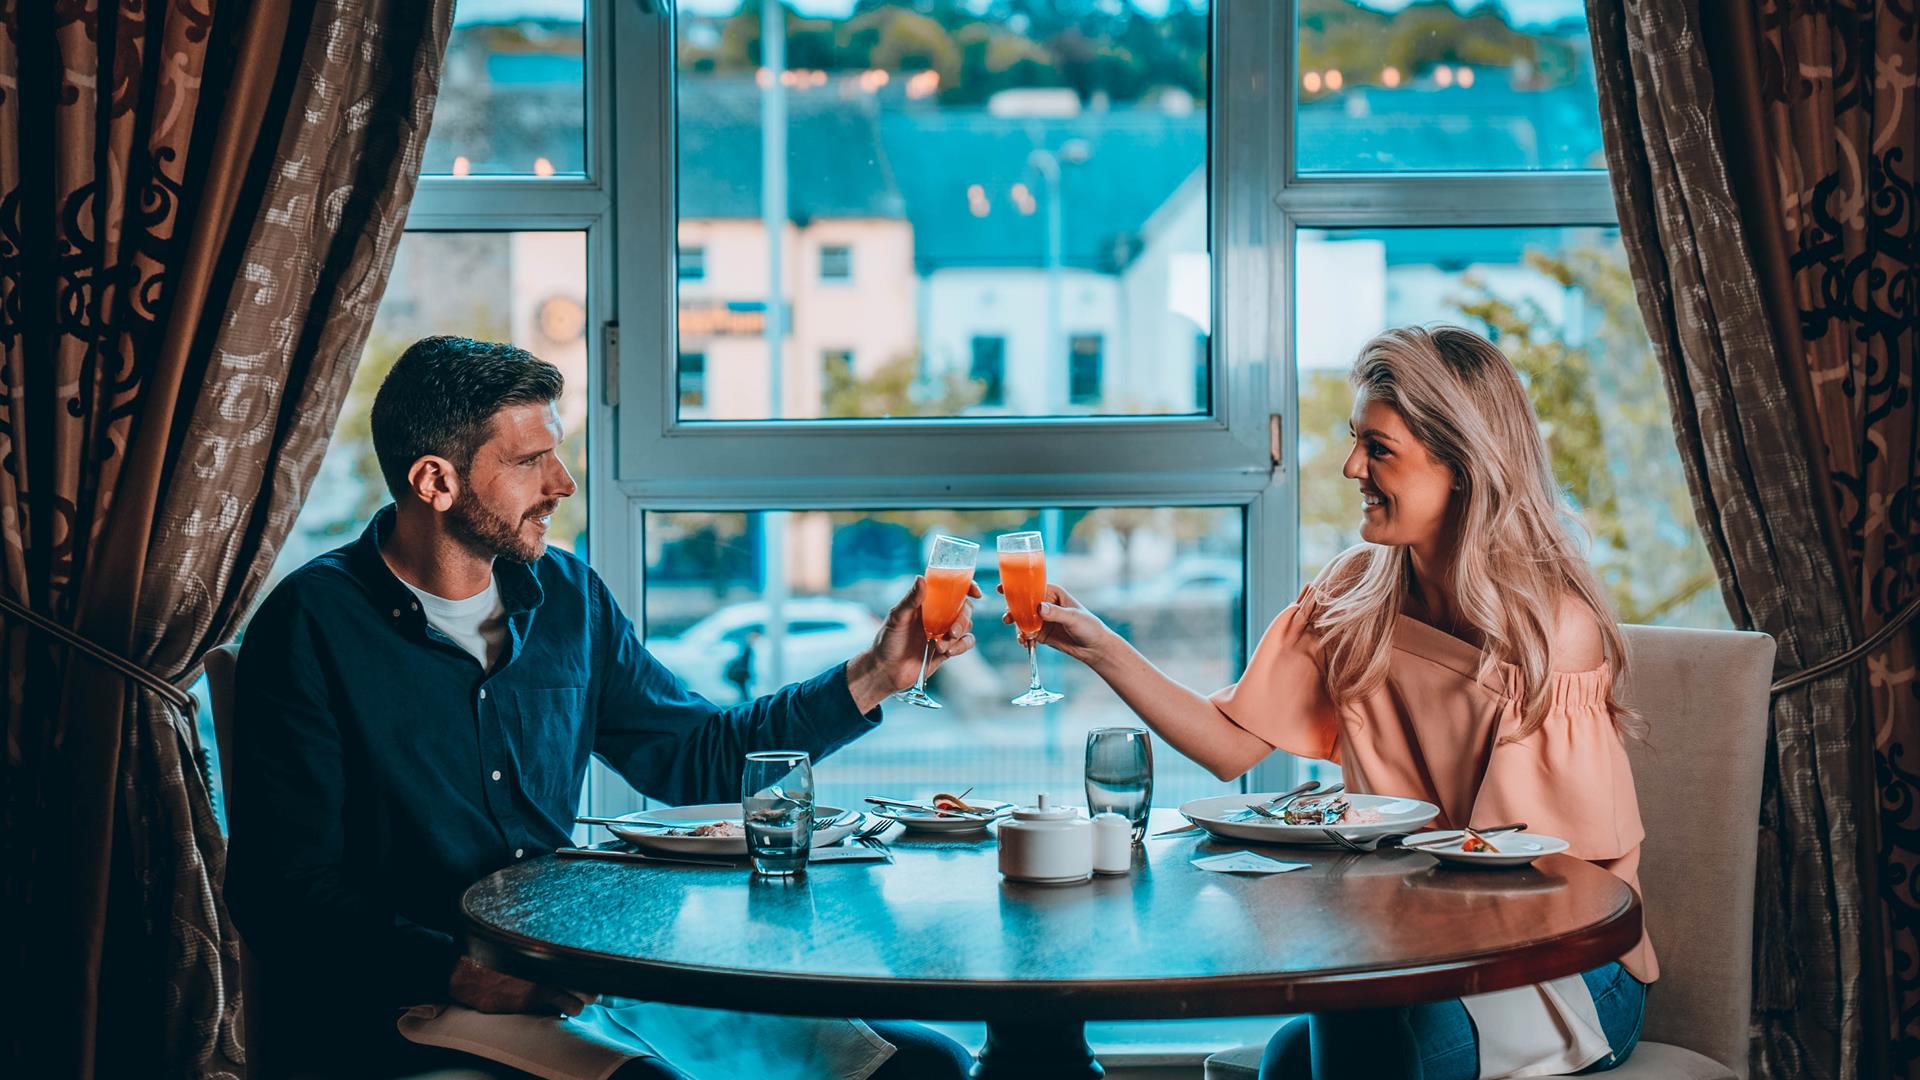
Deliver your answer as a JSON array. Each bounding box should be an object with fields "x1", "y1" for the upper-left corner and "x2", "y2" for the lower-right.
[{"x1": 971, "y1": 1020, "x2": 1103, "y2": 1079}]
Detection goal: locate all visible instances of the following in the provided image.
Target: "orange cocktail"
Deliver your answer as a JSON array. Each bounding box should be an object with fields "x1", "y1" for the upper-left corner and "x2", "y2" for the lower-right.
[
  {"x1": 998, "y1": 549, "x2": 1046, "y2": 639},
  {"x1": 922, "y1": 565, "x2": 974, "y2": 640},
  {"x1": 996, "y1": 531, "x2": 1064, "y2": 706},
  {"x1": 897, "y1": 535, "x2": 978, "y2": 709}
]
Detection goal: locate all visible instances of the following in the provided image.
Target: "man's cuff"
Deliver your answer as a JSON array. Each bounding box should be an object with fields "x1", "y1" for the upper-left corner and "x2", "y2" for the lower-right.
[{"x1": 800, "y1": 662, "x2": 883, "y2": 757}]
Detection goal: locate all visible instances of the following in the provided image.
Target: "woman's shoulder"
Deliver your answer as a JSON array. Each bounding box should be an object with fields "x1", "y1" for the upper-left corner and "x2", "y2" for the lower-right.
[
  {"x1": 1306, "y1": 543, "x2": 1385, "y2": 605},
  {"x1": 1549, "y1": 593, "x2": 1608, "y2": 674}
]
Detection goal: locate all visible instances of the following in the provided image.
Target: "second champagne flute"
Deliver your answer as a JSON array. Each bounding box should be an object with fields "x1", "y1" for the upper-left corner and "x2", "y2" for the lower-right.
[
  {"x1": 895, "y1": 535, "x2": 979, "y2": 709},
  {"x1": 997, "y1": 531, "x2": 1064, "y2": 707}
]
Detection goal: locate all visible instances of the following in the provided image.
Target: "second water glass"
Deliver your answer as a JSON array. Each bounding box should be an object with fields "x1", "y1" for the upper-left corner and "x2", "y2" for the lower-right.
[
  {"x1": 742, "y1": 750, "x2": 814, "y2": 875},
  {"x1": 1085, "y1": 727, "x2": 1154, "y2": 843}
]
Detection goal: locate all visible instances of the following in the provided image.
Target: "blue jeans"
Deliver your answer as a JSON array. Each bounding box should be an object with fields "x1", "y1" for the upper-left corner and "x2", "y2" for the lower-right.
[{"x1": 1258, "y1": 962, "x2": 1647, "y2": 1080}]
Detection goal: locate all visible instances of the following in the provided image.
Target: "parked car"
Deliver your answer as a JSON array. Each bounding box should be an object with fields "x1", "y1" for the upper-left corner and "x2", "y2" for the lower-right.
[{"x1": 643, "y1": 598, "x2": 882, "y2": 702}]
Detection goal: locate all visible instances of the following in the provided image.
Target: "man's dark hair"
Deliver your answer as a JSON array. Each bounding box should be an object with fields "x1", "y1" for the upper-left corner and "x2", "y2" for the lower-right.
[{"x1": 370, "y1": 336, "x2": 564, "y2": 500}]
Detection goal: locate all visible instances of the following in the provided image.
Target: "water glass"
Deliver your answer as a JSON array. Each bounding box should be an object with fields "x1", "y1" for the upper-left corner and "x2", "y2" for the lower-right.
[
  {"x1": 1085, "y1": 727, "x2": 1153, "y2": 843},
  {"x1": 742, "y1": 751, "x2": 814, "y2": 875}
]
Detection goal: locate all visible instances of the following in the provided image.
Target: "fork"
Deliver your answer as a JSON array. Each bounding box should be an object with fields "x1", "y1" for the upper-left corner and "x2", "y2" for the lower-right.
[
  {"x1": 1247, "y1": 783, "x2": 1345, "y2": 821},
  {"x1": 1322, "y1": 822, "x2": 1527, "y2": 854}
]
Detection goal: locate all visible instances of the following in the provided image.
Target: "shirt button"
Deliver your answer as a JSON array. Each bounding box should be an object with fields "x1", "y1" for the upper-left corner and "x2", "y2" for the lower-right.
[
  {"x1": 515, "y1": 848, "x2": 526, "y2": 859},
  {"x1": 391, "y1": 609, "x2": 401, "y2": 619},
  {"x1": 491, "y1": 770, "x2": 502, "y2": 782},
  {"x1": 479, "y1": 688, "x2": 488, "y2": 700},
  {"x1": 411, "y1": 601, "x2": 420, "y2": 611}
]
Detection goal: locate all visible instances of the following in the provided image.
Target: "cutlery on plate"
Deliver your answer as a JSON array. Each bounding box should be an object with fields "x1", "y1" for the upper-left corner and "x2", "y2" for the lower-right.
[
  {"x1": 576, "y1": 815, "x2": 730, "y2": 830},
  {"x1": 864, "y1": 796, "x2": 996, "y2": 819},
  {"x1": 556, "y1": 845, "x2": 740, "y2": 868},
  {"x1": 1245, "y1": 783, "x2": 1345, "y2": 820},
  {"x1": 1399, "y1": 822, "x2": 1528, "y2": 850}
]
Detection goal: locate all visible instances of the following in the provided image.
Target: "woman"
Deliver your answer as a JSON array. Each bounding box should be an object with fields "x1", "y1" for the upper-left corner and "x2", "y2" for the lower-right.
[{"x1": 1020, "y1": 326, "x2": 1651, "y2": 1079}]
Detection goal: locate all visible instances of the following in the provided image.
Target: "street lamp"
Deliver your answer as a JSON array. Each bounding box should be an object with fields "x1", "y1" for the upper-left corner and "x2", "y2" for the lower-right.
[{"x1": 1026, "y1": 138, "x2": 1092, "y2": 413}]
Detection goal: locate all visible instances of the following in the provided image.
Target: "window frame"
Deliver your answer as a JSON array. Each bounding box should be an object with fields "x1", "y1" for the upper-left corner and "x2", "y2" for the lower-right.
[{"x1": 606, "y1": 1, "x2": 1622, "y2": 798}]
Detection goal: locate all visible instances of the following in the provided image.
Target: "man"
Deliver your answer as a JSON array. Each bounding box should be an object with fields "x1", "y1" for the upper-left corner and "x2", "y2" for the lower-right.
[{"x1": 227, "y1": 336, "x2": 978, "y2": 1079}]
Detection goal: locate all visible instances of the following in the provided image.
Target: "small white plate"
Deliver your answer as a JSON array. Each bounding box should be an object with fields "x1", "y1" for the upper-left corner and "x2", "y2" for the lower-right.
[
  {"x1": 604, "y1": 803, "x2": 859, "y2": 856},
  {"x1": 1413, "y1": 830, "x2": 1569, "y2": 868},
  {"x1": 869, "y1": 800, "x2": 1013, "y2": 833},
  {"x1": 1179, "y1": 792, "x2": 1440, "y2": 848}
]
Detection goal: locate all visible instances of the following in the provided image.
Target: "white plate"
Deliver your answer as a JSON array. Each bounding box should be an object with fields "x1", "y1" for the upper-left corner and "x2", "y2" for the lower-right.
[
  {"x1": 1412, "y1": 830, "x2": 1569, "y2": 868},
  {"x1": 869, "y1": 800, "x2": 1014, "y2": 833},
  {"x1": 1178, "y1": 792, "x2": 1440, "y2": 848},
  {"x1": 604, "y1": 803, "x2": 859, "y2": 856}
]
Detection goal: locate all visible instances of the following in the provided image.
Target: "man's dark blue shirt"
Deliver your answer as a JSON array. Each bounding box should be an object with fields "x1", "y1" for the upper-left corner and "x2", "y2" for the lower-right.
[{"x1": 226, "y1": 506, "x2": 879, "y2": 1038}]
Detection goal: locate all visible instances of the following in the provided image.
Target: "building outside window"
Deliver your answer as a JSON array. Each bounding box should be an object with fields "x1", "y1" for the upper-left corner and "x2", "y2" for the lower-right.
[
  {"x1": 1069, "y1": 333, "x2": 1104, "y2": 406},
  {"x1": 677, "y1": 351, "x2": 706, "y2": 410},
  {"x1": 677, "y1": 245, "x2": 705, "y2": 282},
  {"x1": 969, "y1": 335, "x2": 1007, "y2": 408},
  {"x1": 818, "y1": 244, "x2": 852, "y2": 282}
]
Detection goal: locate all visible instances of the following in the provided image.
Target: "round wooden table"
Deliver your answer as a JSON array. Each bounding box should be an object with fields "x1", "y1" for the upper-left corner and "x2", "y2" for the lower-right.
[{"x1": 461, "y1": 809, "x2": 1641, "y2": 1079}]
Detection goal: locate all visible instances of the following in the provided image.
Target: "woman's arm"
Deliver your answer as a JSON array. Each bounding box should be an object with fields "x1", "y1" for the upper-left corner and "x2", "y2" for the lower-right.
[{"x1": 1012, "y1": 583, "x2": 1275, "y2": 781}]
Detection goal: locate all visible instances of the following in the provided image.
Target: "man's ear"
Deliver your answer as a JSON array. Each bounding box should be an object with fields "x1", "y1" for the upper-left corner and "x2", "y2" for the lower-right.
[{"x1": 406, "y1": 455, "x2": 461, "y2": 512}]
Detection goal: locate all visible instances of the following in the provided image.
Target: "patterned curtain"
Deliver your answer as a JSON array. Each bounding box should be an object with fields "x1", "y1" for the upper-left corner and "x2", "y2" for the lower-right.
[
  {"x1": 0, "y1": 3, "x2": 453, "y2": 1076},
  {"x1": 1587, "y1": 0, "x2": 1918, "y2": 1077}
]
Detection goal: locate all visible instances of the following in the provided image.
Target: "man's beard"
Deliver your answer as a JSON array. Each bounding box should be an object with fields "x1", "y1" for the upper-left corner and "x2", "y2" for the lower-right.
[{"x1": 447, "y1": 486, "x2": 556, "y2": 564}]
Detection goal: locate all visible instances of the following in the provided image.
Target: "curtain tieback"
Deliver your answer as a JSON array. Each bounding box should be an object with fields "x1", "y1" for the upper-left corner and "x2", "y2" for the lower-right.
[
  {"x1": 1771, "y1": 592, "x2": 1920, "y2": 695},
  {"x1": 0, "y1": 592, "x2": 199, "y2": 715}
]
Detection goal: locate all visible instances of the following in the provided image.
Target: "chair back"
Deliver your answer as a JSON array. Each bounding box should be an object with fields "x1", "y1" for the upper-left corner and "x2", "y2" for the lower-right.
[
  {"x1": 202, "y1": 643, "x2": 266, "y2": 1071},
  {"x1": 204, "y1": 643, "x2": 241, "y2": 814},
  {"x1": 1617, "y1": 624, "x2": 1774, "y2": 1080}
]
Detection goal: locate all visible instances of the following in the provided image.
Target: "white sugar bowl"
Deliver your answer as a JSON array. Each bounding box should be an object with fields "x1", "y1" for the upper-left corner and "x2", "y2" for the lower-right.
[{"x1": 998, "y1": 793, "x2": 1093, "y2": 885}]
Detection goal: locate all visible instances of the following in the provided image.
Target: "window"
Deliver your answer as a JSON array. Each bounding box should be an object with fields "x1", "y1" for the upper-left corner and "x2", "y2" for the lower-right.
[
  {"x1": 423, "y1": 2, "x2": 586, "y2": 176},
  {"x1": 660, "y1": 0, "x2": 1212, "y2": 422},
  {"x1": 619, "y1": 0, "x2": 1721, "y2": 819},
  {"x1": 677, "y1": 352, "x2": 706, "y2": 410},
  {"x1": 643, "y1": 506, "x2": 1245, "y2": 811},
  {"x1": 677, "y1": 246, "x2": 705, "y2": 283},
  {"x1": 969, "y1": 336, "x2": 1007, "y2": 408},
  {"x1": 1296, "y1": 0, "x2": 1603, "y2": 172},
  {"x1": 1069, "y1": 334, "x2": 1104, "y2": 406},
  {"x1": 818, "y1": 245, "x2": 852, "y2": 283}
]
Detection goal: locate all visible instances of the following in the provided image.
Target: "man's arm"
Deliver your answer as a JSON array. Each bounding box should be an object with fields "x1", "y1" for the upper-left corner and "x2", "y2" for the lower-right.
[
  {"x1": 590, "y1": 572, "x2": 981, "y2": 804},
  {"x1": 588, "y1": 578, "x2": 884, "y2": 806},
  {"x1": 225, "y1": 582, "x2": 462, "y2": 1009}
]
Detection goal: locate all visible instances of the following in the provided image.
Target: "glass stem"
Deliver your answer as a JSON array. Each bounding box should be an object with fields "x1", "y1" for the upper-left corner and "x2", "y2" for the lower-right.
[
  {"x1": 914, "y1": 638, "x2": 933, "y2": 691},
  {"x1": 1027, "y1": 641, "x2": 1043, "y2": 691}
]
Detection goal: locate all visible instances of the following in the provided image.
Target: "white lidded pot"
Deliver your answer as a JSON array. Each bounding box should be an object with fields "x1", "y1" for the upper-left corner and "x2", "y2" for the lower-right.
[{"x1": 997, "y1": 793, "x2": 1093, "y2": 885}]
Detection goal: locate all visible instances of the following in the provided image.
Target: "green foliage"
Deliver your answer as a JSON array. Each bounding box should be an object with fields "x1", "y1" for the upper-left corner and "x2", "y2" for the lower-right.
[
  {"x1": 1297, "y1": 0, "x2": 1579, "y2": 94},
  {"x1": 1297, "y1": 245, "x2": 1720, "y2": 626}
]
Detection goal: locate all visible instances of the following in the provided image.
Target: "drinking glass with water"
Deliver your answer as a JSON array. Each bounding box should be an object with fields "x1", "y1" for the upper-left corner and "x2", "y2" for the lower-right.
[
  {"x1": 1085, "y1": 727, "x2": 1153, "y2": 843},
  {"x1": 742, "y1": 751, "x2": 814, "y2": 875}
]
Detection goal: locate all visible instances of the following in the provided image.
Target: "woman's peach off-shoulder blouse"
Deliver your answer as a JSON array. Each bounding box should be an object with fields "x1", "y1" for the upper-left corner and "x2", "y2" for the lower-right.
[{"x1": 1209, "y1": 585, "x2": 1657, "y2": 983}]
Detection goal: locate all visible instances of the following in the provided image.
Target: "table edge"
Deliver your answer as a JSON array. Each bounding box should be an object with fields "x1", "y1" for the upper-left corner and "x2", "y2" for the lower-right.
[{"x1": 459, "y1": 862, "x2": 1644, "y2": 1021}]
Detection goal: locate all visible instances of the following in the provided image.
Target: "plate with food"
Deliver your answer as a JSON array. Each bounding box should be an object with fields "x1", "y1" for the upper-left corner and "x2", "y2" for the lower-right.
[
  {"x1": 1178, "y1": 792, "x2": 1439, "y2": 848},
  {"x1": 866, "y1": 791, "x2": 1014, "y2": 833},
  {"x1": 1412, "y1": 829, "x2": 1568, "y2": 868},
  {"x1": 602, "y1": 803, "x2": 860, "y2": 856}
]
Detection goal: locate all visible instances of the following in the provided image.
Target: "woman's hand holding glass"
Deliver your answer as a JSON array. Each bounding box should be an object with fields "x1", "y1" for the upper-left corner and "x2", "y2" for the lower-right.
[{"x1": 996, "y1": 580, "x2": 1120, "y2": 668}]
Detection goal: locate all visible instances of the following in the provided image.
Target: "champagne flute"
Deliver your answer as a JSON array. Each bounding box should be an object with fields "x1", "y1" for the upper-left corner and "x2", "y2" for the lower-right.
[
  {"x1": 895, "y1": 535, "x2": 979, "y2": 709},
  {"x1": 997, "y1": 531, "x2": 1064, "y2": 707}
]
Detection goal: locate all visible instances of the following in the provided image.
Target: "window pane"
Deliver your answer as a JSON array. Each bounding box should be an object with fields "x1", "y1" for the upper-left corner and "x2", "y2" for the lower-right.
[
  {"x1": 1296, "y1": 0, "x2": 1602, "y2": 172},
  {"x1": 640, "y1": 507, "x2": 1245, "y2": 810},
  {"x1": 270, "y1": 232, "x2": 591, "y2": 585},
  {"x1": 423, "y1": 1, "x2": 586, "y2": 176},
  {"x1": 1294, "y1": 227, "x2": 1727, "y2": 627},
  {"x1": 675, "y1": 1, "x2": 1211, "y2": 421}
]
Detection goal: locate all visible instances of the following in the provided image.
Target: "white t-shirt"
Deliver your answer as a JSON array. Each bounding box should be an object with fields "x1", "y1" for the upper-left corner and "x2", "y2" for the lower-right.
[{"x1": 396, "y1": 574, "x2": 508, "y2": 671}]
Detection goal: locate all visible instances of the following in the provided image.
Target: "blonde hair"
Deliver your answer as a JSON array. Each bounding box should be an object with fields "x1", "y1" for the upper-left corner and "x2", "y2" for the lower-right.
[{"x1": 1312, "y1": 326, "x2": 1638, "y2": 741}]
